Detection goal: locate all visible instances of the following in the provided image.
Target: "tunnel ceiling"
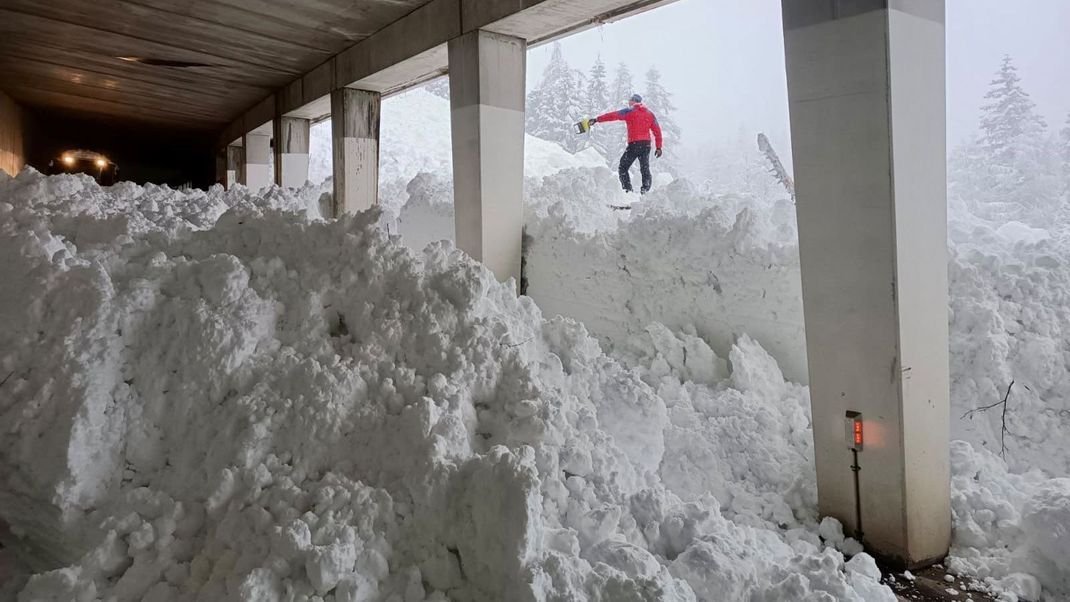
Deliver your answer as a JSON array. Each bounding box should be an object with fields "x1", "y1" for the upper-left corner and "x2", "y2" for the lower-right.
[{"x1": 0, "y1": 0, "x2": 432, "y2": 131}]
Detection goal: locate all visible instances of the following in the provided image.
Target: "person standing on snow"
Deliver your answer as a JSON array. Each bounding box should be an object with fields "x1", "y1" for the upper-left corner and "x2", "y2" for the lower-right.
[{"x1": 585, "y1": 94, "x2": 664, "y2": 194}]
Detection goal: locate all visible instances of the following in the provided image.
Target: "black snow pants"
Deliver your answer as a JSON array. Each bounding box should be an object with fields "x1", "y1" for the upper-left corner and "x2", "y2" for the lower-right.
[{"x1": 618, "y1": 141, "x2": 652, "y2": 193}]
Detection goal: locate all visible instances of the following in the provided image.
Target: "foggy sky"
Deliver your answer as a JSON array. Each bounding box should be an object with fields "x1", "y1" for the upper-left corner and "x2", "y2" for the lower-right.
[{"x1": 527, "y1": 0, "x2": 1070, "y2": 158}]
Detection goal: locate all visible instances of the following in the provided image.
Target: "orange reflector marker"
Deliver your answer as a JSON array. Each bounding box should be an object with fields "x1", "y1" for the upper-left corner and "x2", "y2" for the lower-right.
[{"x1": 846, "y1": 411, "x2": 863, "y2": 451}]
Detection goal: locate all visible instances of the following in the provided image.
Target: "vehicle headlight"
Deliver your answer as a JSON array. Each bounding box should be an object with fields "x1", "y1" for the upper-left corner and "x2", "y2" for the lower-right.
[
  {"x1": 95, "y1": 158, "x2": 107, "y2": 168},
  {"x1": 62, "y1": 155, "x2": 75, "y2": 166}
]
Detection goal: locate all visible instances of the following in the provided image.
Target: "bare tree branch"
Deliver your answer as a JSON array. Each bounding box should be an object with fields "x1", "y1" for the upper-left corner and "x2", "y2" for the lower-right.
[{"x1": 962, "y1": 380, "x2": 1015, "y2": 459}]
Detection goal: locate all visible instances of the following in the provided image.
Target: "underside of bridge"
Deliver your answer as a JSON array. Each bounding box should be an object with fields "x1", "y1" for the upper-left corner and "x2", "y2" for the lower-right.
[
  {"x1": 0, "y1": 0, "x2": 951, "y2": 570},
  {"x1": 0, "y1": 0, "x2": 672, "y2": 186}
]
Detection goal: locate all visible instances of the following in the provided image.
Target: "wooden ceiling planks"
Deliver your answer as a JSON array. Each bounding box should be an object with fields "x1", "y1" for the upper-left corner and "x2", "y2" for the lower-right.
[
  {"x1": 0, "y1": 43, "x2": 282, "y2": 92},
  {"x1": 0, "y1": 0, "x2": 430, "y2": 129},
  {"x1": 2, "y1": 1, "x2": 331, "y2": 73},
  {"x1": 11, "y1": 87, "x2": 224, "y2": 128},
  {"x1": 2, "y1": 72, "x2": 236, "y2": 122}
]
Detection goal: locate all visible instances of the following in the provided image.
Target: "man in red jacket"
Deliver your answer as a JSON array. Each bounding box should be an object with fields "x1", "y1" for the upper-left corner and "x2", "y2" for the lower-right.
[{"x1": 587, "y1": 94, "x2": 664, "y2": 194}]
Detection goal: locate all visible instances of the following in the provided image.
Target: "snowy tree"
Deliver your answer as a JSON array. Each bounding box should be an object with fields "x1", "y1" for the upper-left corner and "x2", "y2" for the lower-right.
[
  {"x1": 526, "y1": 43, "x2": 590, "y2": 152},
  {"x1": 586, "y1": 57, "x2": 610, "y2": 117},
  {"x1": 642, "y1": 67, "x2": 681, "y2": 146},
  {"x1": 979, "y1": 56, "x2": 1047, "y2": 166},
  {"x1": 643, "y1": 67, "x2": 682, "y2": 172},
  {"x1": 610, "y1": 63, "x2": 634, "y2": 108},
  {"x1": 949, "y1": 55, "x2": 1060, "y2": 225},
  {"x1": 585, "y1": 57, "x2": 614, "y2": 159}
]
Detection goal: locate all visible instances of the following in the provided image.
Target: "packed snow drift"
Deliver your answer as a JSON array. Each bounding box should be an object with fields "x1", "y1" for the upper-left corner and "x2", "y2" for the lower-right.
[
  {"x1": 376, "y1": 130, "x2": 1070, "y2": 600},
  {"x1": 3, "y1": 169, "x2": 896, "y2": 601}
]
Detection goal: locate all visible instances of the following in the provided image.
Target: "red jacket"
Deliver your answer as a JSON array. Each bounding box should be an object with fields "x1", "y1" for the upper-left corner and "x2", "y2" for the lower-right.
[{"x1": 596, "y1": 104, "x2": 663, "y2": 149}]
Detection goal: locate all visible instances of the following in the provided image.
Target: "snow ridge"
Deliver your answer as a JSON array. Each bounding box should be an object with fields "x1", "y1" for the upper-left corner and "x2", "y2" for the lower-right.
[{"x1": 1, "y1": 169, "x2": 890, "y2": 601}]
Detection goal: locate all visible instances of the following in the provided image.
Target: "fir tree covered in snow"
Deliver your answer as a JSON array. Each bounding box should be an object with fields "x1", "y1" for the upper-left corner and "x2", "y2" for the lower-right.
[
  {"x1": 585, "y1": 57, "x2": 615, "y2": 159},
  {"x1": 949, "y1": 56, "x2": 1060, "y2": 225},
  {"x1": 525, "y1": 43, "x2": 589, "y2": 153},
  {"x1": 979, "y1": 56, "x2": 1048, "y2": 166},
  {"x1": 610, "y1": 63, "x2": 635, "y2": 108},
  {"x1": 586, "y1": 57, "x2": 610, "y2": 113},
  {"x1": 643, "y1": 67, "x2": 682, "y2": 170}
]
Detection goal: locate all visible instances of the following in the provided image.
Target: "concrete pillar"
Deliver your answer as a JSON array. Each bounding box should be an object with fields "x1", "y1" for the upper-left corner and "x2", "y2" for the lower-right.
[
  {"x1": 225, "y1": 144, "x2": 243, "y2": 189},
  {"x1": 330, "y1": 89, "x2": 380, "y2": 216},
  {"x1": 448, "y1": 30, "x2": 526, "y2": 288},
  {"x1": 240, "y1": 131, "x2": 272, "y2": 192},
  {"x1": 781, "y1": 0, "x2": 949, "y2": 567},
  {"x1": 215, "y1": 149, "x2": 227, "y2": 187},
  {"x1": 274, "y1": 116, "x2": 310, "y2": 188}
]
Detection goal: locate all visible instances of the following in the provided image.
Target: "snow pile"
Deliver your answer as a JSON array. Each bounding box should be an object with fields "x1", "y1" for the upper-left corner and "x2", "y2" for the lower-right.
[
  {"x1": 941, "y1": 200, "x2": 1070, "y2": 599},
  {"x1": 521, "y1": 173, "x2": 1070, "y2": 595},
  {"x1": 380, "y1": 147, "x2": 1070, "y2": 598},
  {"x1": 0, "y1": 169, "x2": 892, "y2": 601},
  {"x1": 388, "y1": 168, "x2": 809, "y2": 383},
  {"x1": 524, "y1": 172, "x2": 808, "y2": 383},
  {"x1": 947, "y1": 442, "x2": 1070, "y2": 600},
  {"x1": 619, "y1": 327, "x2": 817, "y2": 528},
  {"x1": 394, "y1": 173, "x2": 456, "y2": 252},
  {"x1": 524, "y1": 166, "x2": 641, "y2": 234},
  {"x1": 947, "y1": 215, "x2": 1070, "y2": 477}
]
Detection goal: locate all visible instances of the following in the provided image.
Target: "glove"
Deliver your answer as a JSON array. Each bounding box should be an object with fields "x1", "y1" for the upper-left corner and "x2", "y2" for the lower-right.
[
  {"x1": 655, "y1": 148, "x2": 663, "y2": 158},
  {"x1": 588, "y1": 117, "x2": 597, "y2": 125}
]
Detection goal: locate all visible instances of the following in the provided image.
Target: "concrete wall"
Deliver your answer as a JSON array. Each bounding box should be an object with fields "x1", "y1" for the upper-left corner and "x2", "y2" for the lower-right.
[{"x1": 0, "y1": 91, "x2": 26, "y2": 177}]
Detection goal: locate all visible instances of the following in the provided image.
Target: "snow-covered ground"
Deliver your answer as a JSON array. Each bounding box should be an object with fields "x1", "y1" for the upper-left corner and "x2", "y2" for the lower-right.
[
  {"x1": 3, "y1": 169, "x2": 896, "y2": 601},
  {"x1": 367, "y1": 93, "x2": 1070, "y2": 599}
]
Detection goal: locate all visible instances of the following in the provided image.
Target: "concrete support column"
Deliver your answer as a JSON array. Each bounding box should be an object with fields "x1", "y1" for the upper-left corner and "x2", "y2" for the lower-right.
[
  {"x1": 274, "y1": 116, "x2": 311, "y2": 188},
  {"x1": 330, "y1": 89, "x2": 380, "y2": 216},
  {"x1": 215, "y1": 149, "x2": 227, "y2": 187},
  {"x1": 448, "y1": 30, "x2": 526, "y2": 288},
  {"x1": 240, "y1": 131, "x2": 272, "y2": 191},
  {"x1": 782, "y1": 0, "x2": 949, "y2": 567},
  {"x1": 225, "y1": 144, "x2": 243, "y2": 189}
]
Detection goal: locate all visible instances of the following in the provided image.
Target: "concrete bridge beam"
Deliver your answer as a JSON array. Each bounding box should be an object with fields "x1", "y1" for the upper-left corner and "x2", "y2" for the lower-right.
[
  {"x1": 240, "y1": 130, "x2": 272, "y2": 192},
  {"x1": 448, "y1": 29, "x2": 526, "y2": 288},
  {"x1": 274, "y1": 116, "x2": 311, "y2": 188},
  {"x1": 330, "y1": 89, "x2": 381, "y2": 216}
]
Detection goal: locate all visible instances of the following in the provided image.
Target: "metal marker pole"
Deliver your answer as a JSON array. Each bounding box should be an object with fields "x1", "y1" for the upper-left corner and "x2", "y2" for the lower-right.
[{"x1": 851, "y1": 448, "x2": 863, "y2": 542}]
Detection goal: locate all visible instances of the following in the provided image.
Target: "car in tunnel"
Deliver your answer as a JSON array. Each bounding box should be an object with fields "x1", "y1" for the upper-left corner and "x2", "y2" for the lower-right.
[{"x1": 47, "y1": 150, "x2": 119, "y2": 185}]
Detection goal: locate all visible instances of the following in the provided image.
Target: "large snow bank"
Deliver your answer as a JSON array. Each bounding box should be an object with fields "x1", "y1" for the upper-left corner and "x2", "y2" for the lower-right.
[
  {"x1": 947, "y1": 212, "x2": 1070, "y2": 477},
  {"x1": 946, "y1": 441, "x2": 1070, "y2": 599},
  {"x1": 0, "y1": 169, "x2": 895, "y2": 601},
  {"x1": 388, "y1": 169, "x2": 809, "y2": 383},
  {"x1": 525, "y1": 171, "x2": 808, "y2": 383},
  {"x1": 386, "y1": 160, "x2": 1070, "y2": 598}
]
